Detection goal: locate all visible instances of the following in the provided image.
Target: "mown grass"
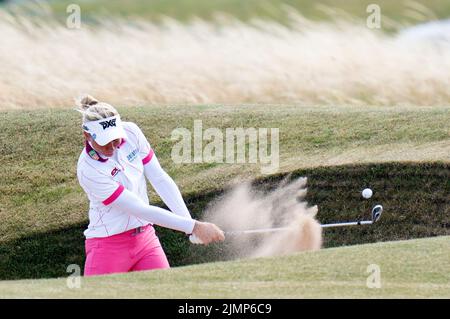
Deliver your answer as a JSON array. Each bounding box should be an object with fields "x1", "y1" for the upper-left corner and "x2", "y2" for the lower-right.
[
  {"x1": 1, "y1": 105, "x2": 448, "y2": 242},
  {"x1": 3, "y1": 161, "x2": 448, "y2": 280},
  {"x1": 1, "y1": 236, "x2": 449, "y2": 298},
  {"x1": 0, "y1": 104, "x2": 449, "y2": 280},
  {"x1": 18, "y1": 0, "x2": 450, "y2": 26}
]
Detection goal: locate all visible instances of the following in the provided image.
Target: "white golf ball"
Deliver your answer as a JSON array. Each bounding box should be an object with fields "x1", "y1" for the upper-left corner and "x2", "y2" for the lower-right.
[{"x1": 362, "y1": 188, "x2": 373, "y2": 199}]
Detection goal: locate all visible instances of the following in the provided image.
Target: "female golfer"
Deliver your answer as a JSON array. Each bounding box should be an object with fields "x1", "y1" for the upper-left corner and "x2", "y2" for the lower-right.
[{"x1": 76, "y1": 95, "x2": 224, "y2": 276}]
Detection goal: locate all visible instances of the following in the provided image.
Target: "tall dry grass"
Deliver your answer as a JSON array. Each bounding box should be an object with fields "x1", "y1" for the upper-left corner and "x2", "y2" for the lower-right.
[{"x1": 1, "y1": 7, "x2": 450, "y2": 110}]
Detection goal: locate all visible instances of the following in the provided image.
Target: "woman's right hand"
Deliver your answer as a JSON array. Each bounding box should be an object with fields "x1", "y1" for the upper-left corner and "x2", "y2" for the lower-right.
[{"x1": 191, "y1": 221, "x2": 225, "y2": 245}]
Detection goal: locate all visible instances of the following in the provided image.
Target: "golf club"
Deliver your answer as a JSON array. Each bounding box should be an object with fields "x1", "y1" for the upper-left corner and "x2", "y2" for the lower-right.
[{"x1": 189, "y1": 204, "x2": 383, "y2": 244}]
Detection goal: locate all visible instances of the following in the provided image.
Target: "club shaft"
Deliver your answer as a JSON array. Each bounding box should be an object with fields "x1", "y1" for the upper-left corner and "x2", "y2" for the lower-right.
[
  {"x1": 226, "y1": 227, "x2": 290, "y2": 235},
  {"x1": 321, "y1": 220, "x2": 373, "y2": 228},
  {"x1": 225, "y1": 220, "x2": 373, "y2": 235}
]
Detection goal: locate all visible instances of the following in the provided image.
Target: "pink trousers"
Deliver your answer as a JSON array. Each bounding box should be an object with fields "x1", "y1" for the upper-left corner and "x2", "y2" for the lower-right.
[{"x1": 84, "y1": 225, "x2": 170, "y2": 276}]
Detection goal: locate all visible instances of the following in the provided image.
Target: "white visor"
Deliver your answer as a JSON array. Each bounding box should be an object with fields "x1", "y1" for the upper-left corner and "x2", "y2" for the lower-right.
[{"x1": 82, "y1": 115, "x2": 126, "y2": 146}]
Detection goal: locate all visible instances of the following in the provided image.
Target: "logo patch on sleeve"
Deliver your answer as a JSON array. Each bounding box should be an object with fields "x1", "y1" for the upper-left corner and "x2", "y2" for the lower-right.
[{"x1": 127, "y1": 149, "x2": 139, "y2": 162}]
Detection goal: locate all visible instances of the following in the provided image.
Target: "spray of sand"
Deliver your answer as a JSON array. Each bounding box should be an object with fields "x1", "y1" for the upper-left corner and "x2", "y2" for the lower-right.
[{"x1": 204, "y1": 176, "x2": 322, "y2": 259}]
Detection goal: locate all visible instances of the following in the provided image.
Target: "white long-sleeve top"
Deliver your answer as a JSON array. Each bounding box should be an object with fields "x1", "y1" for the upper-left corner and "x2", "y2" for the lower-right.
[{"x1": 77, "y1": 121, "x2": 195, "y2": 238}]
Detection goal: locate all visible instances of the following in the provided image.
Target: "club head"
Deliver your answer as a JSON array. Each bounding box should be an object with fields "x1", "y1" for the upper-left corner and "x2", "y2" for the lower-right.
[{"x1": 371, "y1": 205, "x2": 383, "y2": 223}]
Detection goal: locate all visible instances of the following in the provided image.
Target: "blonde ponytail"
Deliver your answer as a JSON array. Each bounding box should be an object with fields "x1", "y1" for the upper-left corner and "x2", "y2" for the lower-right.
[
  {"x1": 75, "y1": 94, "x2": 119, "y2": 123},
  {"x1": 77, "y1": 94, "x2": 98, "y2": 110}
]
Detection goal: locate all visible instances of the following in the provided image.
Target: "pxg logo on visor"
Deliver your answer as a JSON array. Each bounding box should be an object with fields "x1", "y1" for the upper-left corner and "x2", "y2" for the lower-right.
[{"x1": 99, "y1": 118, "x2": 117, "y2": 130}]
